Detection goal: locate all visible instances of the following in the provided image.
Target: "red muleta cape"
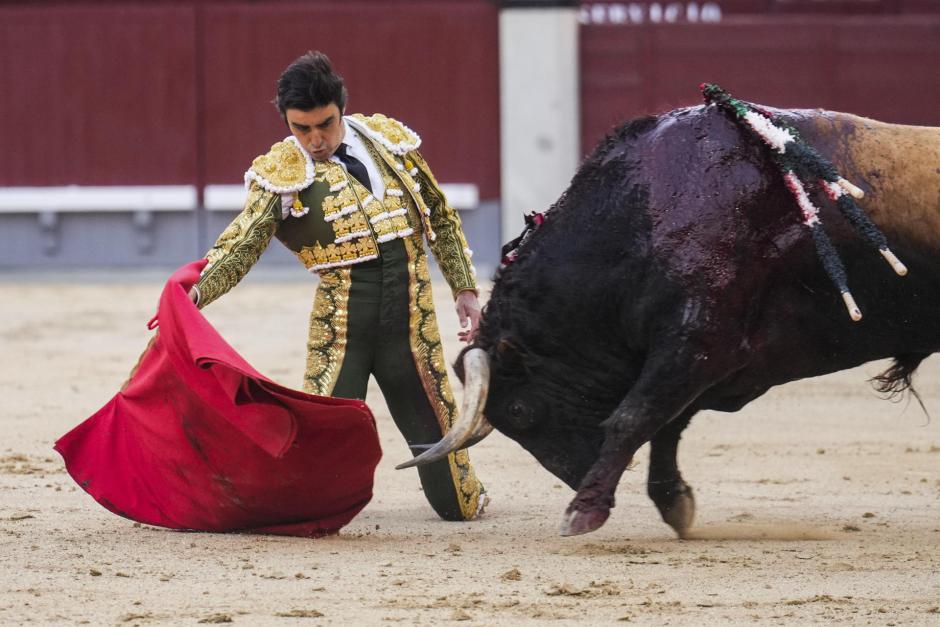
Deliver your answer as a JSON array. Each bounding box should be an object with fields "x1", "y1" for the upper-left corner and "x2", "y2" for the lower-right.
[{"x1": 55, "y1": 260, "x2": 381, "y2": 537}]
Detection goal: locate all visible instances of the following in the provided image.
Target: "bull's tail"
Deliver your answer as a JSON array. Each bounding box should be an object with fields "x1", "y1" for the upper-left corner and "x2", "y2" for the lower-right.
[{"x1": 870, "y1": 352, "x2": 930, "y2": 418}]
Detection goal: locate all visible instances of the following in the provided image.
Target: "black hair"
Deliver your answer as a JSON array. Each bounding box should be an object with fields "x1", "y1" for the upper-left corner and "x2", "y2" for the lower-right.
[{"x1": 275, "y1": 51, "x2": 348, "y2": 115}]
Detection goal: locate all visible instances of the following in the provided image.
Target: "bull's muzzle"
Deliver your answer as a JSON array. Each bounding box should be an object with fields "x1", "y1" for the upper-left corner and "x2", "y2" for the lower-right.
[{"x1": 395, "y1": 348, "x2": 493, "y2": 469}]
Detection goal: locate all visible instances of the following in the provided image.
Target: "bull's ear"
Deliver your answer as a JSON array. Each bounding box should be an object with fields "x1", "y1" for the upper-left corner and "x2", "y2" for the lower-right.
[
  {"x1": 452, "y1": 346, "x2": 471, "y2": 381},
  {"x1": 495, "y1": 335, "x2": 527, "y2": 368},
  {"x1": 496, "y1": 336, "x2": 518, "y2": 356}
]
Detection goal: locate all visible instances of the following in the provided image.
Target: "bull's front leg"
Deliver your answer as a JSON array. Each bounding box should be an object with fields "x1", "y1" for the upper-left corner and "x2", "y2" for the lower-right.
[{"x1": 560, "y1": 349, "x2": 715, "y2": 537}]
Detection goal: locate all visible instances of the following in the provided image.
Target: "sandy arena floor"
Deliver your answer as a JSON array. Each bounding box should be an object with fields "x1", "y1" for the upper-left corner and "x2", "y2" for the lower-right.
[{"x1": 1, "y1": 270, "x2": 938, "y2": 625}]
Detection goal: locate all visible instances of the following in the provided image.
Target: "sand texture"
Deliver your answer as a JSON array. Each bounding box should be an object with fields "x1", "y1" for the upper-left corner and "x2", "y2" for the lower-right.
[{"x1": 1, "y1": 272, "x2": 938, "y2": 625}]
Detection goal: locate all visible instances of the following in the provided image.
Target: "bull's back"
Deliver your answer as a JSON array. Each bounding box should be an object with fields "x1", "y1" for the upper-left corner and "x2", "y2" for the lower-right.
[{"x1": 674, "y1": 110, "x2": 940, "y2": 409}]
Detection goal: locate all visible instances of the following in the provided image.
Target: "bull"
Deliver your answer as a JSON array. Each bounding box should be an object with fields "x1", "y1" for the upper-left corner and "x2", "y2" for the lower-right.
[{"x1": 399, "y1": 93, "x2": 940, "y2": 537}]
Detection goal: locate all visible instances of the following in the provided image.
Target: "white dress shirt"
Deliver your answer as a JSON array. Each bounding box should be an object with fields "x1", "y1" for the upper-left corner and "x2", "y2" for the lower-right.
[{"x1": 330, "y1": 118, "x2": 386, "y2": 201}]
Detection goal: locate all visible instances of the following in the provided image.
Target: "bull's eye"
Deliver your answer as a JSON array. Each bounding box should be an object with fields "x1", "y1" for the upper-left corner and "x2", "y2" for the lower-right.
[{"x1": 506, "y1": 399, "x2": 538, "y2": 430}]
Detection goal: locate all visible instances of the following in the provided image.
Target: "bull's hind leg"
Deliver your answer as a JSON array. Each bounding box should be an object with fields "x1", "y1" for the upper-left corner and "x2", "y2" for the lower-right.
[
  {"x1": 560, "y1": 347, "x2": 720, "y2": 537},
  {"x1": 647, "y1": 410, "x2": 696, "y2": 537}
]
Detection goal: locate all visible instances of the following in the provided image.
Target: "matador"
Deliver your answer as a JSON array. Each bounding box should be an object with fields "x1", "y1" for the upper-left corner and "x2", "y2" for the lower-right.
[{"x1": 192, "y1": 51, "x2": 487, "y2": 521}]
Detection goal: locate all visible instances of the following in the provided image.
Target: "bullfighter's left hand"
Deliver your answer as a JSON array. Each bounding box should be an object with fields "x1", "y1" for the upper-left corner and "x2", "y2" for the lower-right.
[{"x1": 455, "y1": 290, "x2": 481, "y2": 343}]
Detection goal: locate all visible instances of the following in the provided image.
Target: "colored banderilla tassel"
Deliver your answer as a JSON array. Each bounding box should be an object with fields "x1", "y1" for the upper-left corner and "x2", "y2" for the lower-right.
[{"x1": 701, "y1": 83, "x2": 907, "y2": 321}]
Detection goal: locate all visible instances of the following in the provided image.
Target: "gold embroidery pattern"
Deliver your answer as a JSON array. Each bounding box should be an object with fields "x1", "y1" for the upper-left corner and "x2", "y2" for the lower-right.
[
  {"x1": 246, "y1": 138, "x2": 312, "y2": 192},
  {"x1": 323, "y1": 186, "x2": 359, "y2": 222},
  {"x1": 295, "y1": 237, "x2": 378, "y2": 271},
  {"x1": 197, "y1": 183, "x2": 280, "y2": 307},
  {"x1": 318, "y1": 160, "x2": 345, "y2": 185},
  {"x1": 355, "y1": 238, "x2": 379, "y2": 257},
  {"x1": 317, "y1": 159, "x2": 412, "y2": 253},
  {"x1": 369, "y1": 148, "x2": 435, "y2": 239},
  {"x1": 410, "y1": 151, "x2": 477, "y2": 297},
  {"x1": 350, "y1": 113, "x2": 421, "y2": 154},
  {"x1": 363, "y1": 196, "x2": 400, "y2": 241},
  {"x1": 395, "y1": 166, "x2": 435, "y2": 239},
  {"x1": 303, "y1": 268, "x2": 352, "y2": 396},
  {"x1": 404, "y1": 237, "x2": 484, "y2": 520},
  {"x1": 291, "y1": 124, "x2": 436, "y2": 274},
  {"x1": 356, "y1": 135, "x2": 423, "y2": 242},
  {"x1": 334, "y1": 212, "x2": 370, "y2": 241}
]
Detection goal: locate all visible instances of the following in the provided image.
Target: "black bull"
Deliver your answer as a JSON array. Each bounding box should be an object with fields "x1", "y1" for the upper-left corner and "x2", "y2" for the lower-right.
[{"x1": 402, "y1": 103, "x2": 940, "y2": 537}]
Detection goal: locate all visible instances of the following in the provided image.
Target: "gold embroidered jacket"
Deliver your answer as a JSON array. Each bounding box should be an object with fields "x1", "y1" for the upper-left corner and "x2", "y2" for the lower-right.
[{"x1": 196, "y1": 114, "x2": 477, "y2": 307}]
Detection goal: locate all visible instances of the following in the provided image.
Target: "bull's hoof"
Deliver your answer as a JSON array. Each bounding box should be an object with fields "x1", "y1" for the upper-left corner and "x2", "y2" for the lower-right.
[
  {"x1": 560, "y1": 507, "x2": 610, "y2": 537},
  {"x1": 659, "y1": 485, "x2": 695, "y2": 538}
]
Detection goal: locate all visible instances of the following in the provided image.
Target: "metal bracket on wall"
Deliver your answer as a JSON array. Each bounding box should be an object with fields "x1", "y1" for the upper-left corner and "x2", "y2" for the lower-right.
[
  {"x1": 132, "y1": 210, "x2": 155, "y2": 254},
  {"x1": 37, "y1": 211, "x2": 59, "y2": 256}
]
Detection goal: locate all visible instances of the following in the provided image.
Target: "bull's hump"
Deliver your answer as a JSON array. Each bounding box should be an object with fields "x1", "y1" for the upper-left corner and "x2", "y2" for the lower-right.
[{"x1": 837, "y1": 117, "x2": 940, "y2": 250}]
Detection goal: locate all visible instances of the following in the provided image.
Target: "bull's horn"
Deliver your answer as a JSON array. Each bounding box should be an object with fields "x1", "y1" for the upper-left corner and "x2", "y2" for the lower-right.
[
  {"x1": 408, "y1": 420, "x2": 493, "y2": 453},
  {"x1": 396, "y1": 348, "x2": 492, "y2": 469},
  {"x1": 468, "y1": 418, "x2": 495, "y2": 442}
]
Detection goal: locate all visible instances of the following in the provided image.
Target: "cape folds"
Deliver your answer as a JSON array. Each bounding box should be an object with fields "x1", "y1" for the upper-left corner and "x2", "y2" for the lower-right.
[{"x1": 54, "y1": 260, "x2": 382, "y2": 536}]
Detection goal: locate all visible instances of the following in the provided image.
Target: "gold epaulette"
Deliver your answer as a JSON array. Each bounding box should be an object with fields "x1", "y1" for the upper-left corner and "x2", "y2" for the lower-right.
[
  {"x1": 244, "y1": 136, "x2": 315, "y2": 194},
  {"x1": 348, "y1": 113, "x2": 422, "y2": 155}
]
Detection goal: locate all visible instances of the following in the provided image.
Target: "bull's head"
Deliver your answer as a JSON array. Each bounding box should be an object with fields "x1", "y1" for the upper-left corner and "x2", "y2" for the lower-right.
[{"x1": 396, "y1": 340, "x2": 607, "y2": 492}]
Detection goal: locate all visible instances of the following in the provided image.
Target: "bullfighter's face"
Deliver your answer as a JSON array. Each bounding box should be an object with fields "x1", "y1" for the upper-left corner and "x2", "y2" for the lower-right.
[{"x1": 285, "y1": 104, "x2": 345, "y2": 162}]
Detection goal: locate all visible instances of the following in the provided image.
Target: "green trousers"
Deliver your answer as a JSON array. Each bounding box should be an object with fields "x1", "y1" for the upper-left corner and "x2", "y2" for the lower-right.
[{"x1": 328, "y1": 239, "x2": 483, "y2": 521}]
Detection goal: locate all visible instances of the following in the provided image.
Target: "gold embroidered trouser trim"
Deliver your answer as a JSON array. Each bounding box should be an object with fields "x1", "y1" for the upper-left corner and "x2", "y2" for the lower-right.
[
  {"x1": 303, "y1": 268, "x2": 352, "y2": 396},
  {"x1": 404, "y1": 237, "x2": 484, "y2": 520}
]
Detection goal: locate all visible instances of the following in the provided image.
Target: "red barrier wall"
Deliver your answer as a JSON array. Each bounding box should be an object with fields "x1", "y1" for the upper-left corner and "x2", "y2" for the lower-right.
[
  {"x1": 581, "y1": 16, "x2": 940, "y2": 154},
  {"x1": 0, "y1": 1, "x2": 500, "y2": 198},
  {"x1": 3, "y1": 1, "x2": 937, "y2": 196},
  {"x1": 0, "y1": 5, "x2": 198, "y2": 185},
  {"x1": 200, "y1": 2, "x2": 499, "y2": 196}
]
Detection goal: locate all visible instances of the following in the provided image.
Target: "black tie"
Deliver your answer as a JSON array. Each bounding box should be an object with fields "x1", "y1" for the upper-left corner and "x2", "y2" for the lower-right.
[{"x1": 334, "y1": 144, "x2": 373, "y2": 194}]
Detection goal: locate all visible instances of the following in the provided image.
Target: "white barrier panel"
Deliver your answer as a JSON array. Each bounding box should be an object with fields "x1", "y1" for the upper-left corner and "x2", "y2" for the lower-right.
[
  {"x1": 204, "y1": 183, "x2": 480, "y2": 211},
  {"x1": 203, "y1": 185, "x2": 248, "y2": 212},
  {"x1": 0, "y1": 183, "x2": 479, "y2": 214},
  {"x1": 441, "y1": 183, "x2": 480, "y2": 211},
  {"x1": 0, "y1": 186, "x2": 197, "y2": 213}
]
